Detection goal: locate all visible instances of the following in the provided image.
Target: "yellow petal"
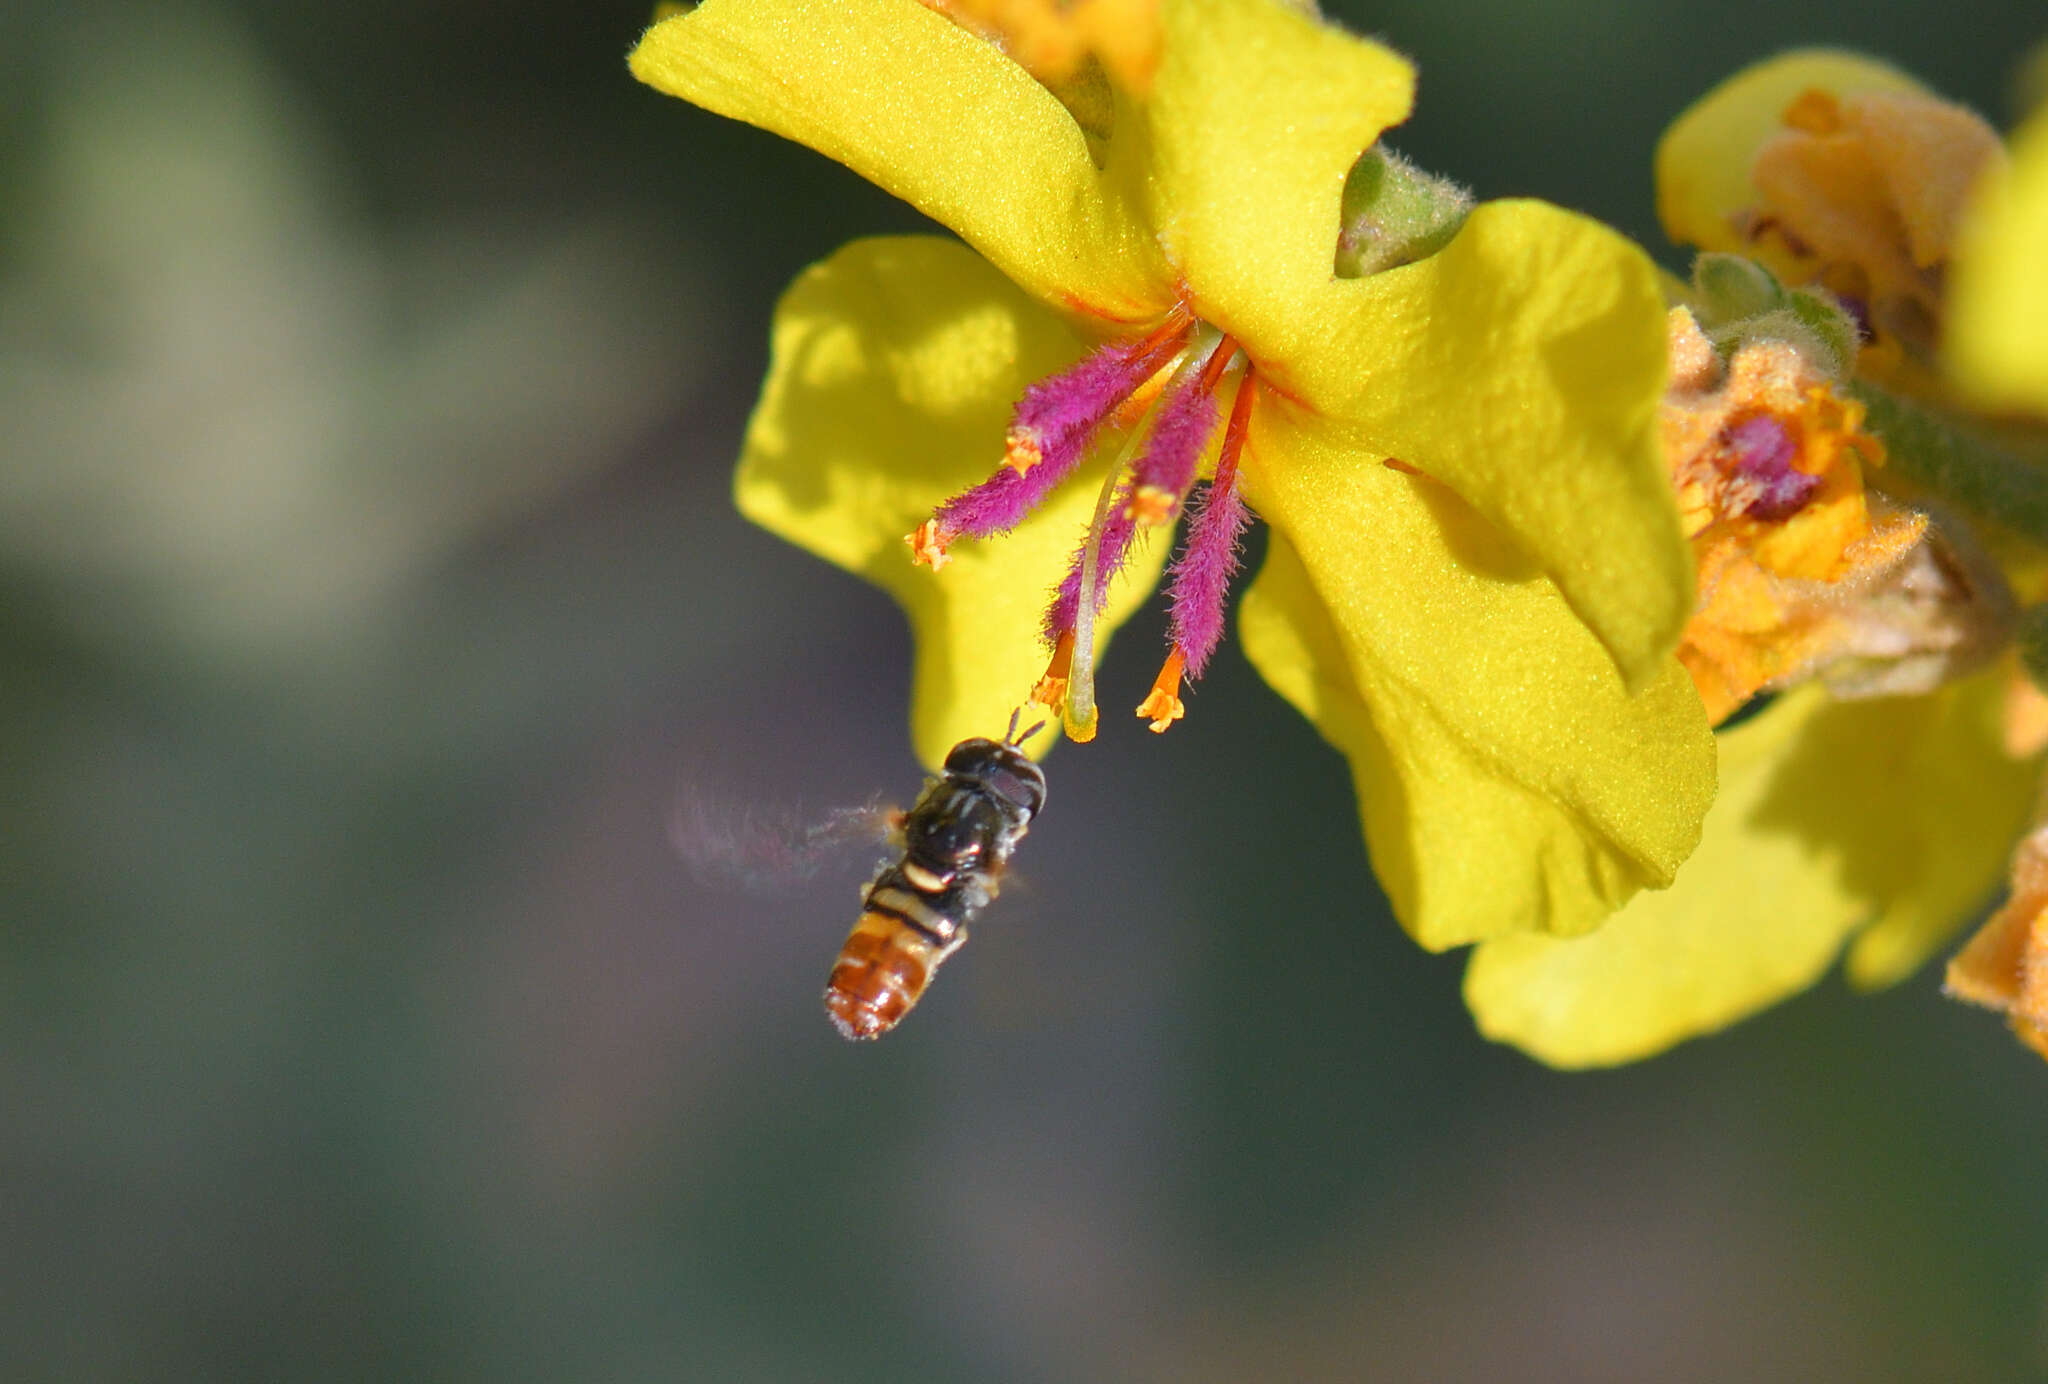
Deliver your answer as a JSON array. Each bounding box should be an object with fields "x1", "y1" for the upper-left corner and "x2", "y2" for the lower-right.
[
  {"x1": 630, "y1": 0, "x2": 1172, "y2": 323},
  {"x1": 1142, "y1": 0, "x2": 1414, "y2": 359},
  {"x1": 1842, "y1": 673, "x2": 2035, "y2": 987},
  {"x1": 1237, "y1": 410, "x2": 1716, "y2": 951},
  {"x1": 1655, "y1": 49, "x2": 1930, "y2": 255},
  {"x1": 1465, "y1": 675, "x2": 2027, "y2": 1067},
  {"x1": 1950, "y1": 108, "x2": 2048, "y2": 414},
  {"x1": 737, "y1": 237, "x2": 1167, "y2": 767},
  {"x1": 1290, "y1": 200, "x2": 1689, "y2": 687}
]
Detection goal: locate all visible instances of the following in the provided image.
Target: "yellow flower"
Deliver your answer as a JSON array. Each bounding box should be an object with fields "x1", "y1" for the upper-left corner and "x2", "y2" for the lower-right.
[
  {"x1": 1655, "y1": 49, "x2": 2005, "y2": 403},
  {"x1": 1469, "y1": 674, "x2": 2032, "y2": 1065},
  {"x1": 631, "y1": 0, "x2": 1717, "y2": 949},
  {"x1": 1944, "y1": 86, "x2": 2048, "y2": 1060},
  {"x1": 1950, "y1": 100, "x2": 2048, "y2": 415},
  {"x1": 1467, "y1": 50, "x2": 2040, "y2": 1066}
]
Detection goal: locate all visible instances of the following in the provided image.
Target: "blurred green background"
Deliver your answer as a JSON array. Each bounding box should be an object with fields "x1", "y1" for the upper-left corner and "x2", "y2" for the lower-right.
[{"x1": 3, "y1": 1, "x2": 2046, "y2": 1379}]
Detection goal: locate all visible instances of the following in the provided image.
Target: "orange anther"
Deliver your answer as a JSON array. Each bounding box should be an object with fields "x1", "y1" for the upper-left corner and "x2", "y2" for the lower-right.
[
  {"x1": 1125, "y1": 484, "x2": 1178, "y2": 525},
  {"x1": 1004, "y1": 432, "x2": 1045, "y2": 477},
  {"x1": 1135, "y1": 647, "x2": 1186, "y2": 733},
  {"x1": 1031, "y1": 631, "x2": 1075, "y2": 711},
  {"x1": 907, "y1": 518, "x2": 953, "y2": 571}
]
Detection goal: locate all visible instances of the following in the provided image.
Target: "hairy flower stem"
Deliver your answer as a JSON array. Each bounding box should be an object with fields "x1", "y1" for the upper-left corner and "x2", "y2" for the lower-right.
[{"x1": 1850, "y1": 381, "x2": 2048, "y2": 544}]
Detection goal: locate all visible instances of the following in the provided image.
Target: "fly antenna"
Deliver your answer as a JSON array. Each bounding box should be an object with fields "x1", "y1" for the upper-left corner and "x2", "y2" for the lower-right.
[{"x1": 1005, "y1": 707, "x2": 1047, "y2": 746}]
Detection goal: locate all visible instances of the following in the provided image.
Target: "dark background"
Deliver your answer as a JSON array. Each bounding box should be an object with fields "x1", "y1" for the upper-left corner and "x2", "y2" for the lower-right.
[{"x1": 3, "y1": 1, "x2": 2045, "y2": 1379}]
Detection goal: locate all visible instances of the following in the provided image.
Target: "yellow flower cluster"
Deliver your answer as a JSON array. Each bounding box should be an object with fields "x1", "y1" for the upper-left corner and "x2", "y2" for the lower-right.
[
  {"x1": 631, "y1": 3, "x2": 2048, "y2": 1065},
  {"x1": 1475, "y1": 51, "x2": 2048, "y2": 1067}
]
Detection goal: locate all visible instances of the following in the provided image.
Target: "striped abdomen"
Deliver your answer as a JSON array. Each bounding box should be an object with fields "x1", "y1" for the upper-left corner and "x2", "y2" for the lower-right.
[{"x1": 823, "y1": 883, "x2": 968, "y2": 1040}]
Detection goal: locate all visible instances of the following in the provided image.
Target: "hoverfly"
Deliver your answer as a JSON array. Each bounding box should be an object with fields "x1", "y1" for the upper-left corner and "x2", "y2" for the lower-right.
[
  {"x1": 824, "y1": 713, "x2": 1047, "y2": 1040},
  {"x1": 670, "y1": 713, "x2": 1047, "y2": 1041}
]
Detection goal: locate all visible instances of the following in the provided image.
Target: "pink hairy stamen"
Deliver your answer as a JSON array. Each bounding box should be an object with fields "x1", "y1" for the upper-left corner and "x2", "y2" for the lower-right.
[
  {"x1": 1164, "y1": 374, "x2": 1255, "y2": 679},
  {"x1": 1125, "y1": 370, "x2": 1220, "y2": 525},
  {"x1": 1044, "y1": 485, "x2": 1139, "y2": 645},
  {"x1": 911, "y1": 316, "x2": 1192, "y2": 562},
  {"x1": 1044, "y1": 336, "x2": 1235, "y2": 645}
]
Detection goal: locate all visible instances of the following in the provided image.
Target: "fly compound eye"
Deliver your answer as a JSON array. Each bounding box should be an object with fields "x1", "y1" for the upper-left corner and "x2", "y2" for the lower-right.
[{"x1": 983, "y1": 766, "x2": 1043, "y2": 814}]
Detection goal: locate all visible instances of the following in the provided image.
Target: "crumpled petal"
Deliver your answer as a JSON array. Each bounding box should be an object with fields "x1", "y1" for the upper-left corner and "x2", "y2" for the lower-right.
[
  {"x1": 736, "y1": 237, "x2": 1167, "y2": 767},
  {"x1": 1945, "y1": 819, "x2": 2048, "y2": 1057},
  {"x1": 1291, "y1": 200, "x2": 1689, "y2": 688},
  {"x1": 1816, "y1": 88, "x2": 2004, "y2": 272},
  {"x1": 1141, "y1": 0, "x2": 1414, "y2": 363},
  {"x1": 1237, "y1": 406, "x2": 1716, "y2": 950},
  {"x1": 630, "y1": 0, "x2": 1172, "y2": 323},
  {"x1": 1654, "y1": 49, "x2": 1930, "y2": 255},
  {"x1": 1950, "y1": 107, "x2": 2048, "y2": 415},
  {"x1": 1464, "y1": 674, "x2": 2031, "y2": 1067}
]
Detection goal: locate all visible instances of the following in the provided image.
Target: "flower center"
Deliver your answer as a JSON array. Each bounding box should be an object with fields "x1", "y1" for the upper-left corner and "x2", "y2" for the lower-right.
[
  {"x1": 1662, "y1": 306, "x2": 2010, "y2": 723},
  {"x1": 906, "y1": 311, "x2": 1257, "y2": 741}
]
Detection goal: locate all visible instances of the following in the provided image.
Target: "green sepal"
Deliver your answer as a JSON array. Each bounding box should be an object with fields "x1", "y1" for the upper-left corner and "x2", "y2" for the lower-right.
[
  {"x1": 1782, "y1": 290, "x2": 1860, "y2": 374},
  {"x1": 1689, "y1": 253, "x2": 1859, "y2": 376},
  {"x1": 1334, "y1": 144, "x2": 1472, "y2": 278},
  {"x1": 1691, "y1": 252, "x2": 1783, "y2": 324}
]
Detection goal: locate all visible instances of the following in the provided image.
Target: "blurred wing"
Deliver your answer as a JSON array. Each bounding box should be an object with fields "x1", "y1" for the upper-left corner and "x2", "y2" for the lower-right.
[{"x1": 669, "y1": 786, "x2": 898, "y2": 894}]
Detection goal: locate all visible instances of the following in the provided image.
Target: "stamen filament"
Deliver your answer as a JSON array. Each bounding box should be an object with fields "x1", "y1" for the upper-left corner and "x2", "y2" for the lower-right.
[
  {"x1": 916, "y1": 311, "x2": 1197, "y2": 565},
  {"x1": 1063, "y1": 420, "x2": 1151, "y2": 742},
  {"x1": 1064, "y1": 333, "x2": 1223, "y2": 741},
  {"x1": 1124, "y1": 310, "x2": 1199, "y2": 370},
  {"x1": 1124, "y1": 348, "x2": 1231, "y2": 525},
  {"x1": 1165, "y1": 371, "x2": 1257, "y2": 679},
  {"x1": 1194, "y1": 334, "x2": 1239, "y2": 393}
]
